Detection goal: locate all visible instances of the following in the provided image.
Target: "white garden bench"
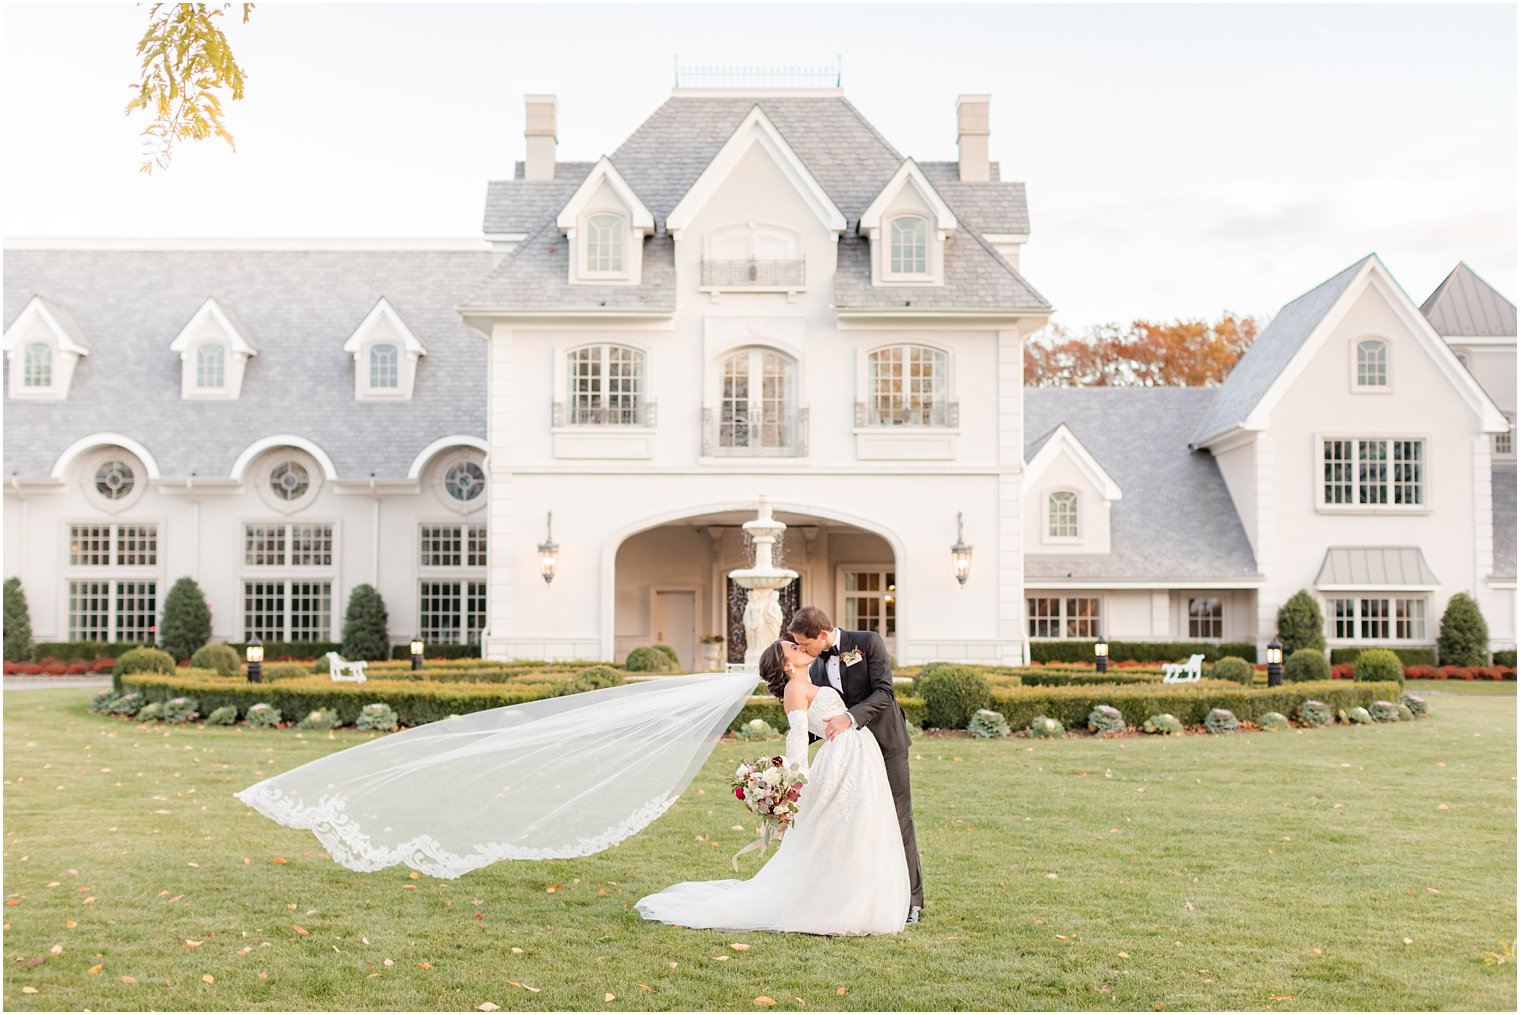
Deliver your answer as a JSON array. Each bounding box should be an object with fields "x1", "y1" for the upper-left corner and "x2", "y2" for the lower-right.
[
  {"x1": 324, "y1": 650, "x2": 368, "y2": 684},
  {"x1": 1161, "y1": 653, "x2": 1206, "y2": 683}
]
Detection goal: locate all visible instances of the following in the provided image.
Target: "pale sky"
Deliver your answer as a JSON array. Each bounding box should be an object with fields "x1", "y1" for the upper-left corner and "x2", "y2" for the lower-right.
[{"x1": 2, "y1": 1, "x2": 1515, "y2": 329}]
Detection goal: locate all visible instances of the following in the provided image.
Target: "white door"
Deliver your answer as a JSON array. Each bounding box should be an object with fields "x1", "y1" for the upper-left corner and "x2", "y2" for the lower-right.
[{"x1": 652, "y1": 590, "x2": 696, "y2": 672}]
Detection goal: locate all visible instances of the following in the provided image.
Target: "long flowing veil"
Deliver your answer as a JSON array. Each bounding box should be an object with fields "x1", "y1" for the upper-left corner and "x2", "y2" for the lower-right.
[{"x1": 233, "y1": 669, "x2": 760, "y2": 879}]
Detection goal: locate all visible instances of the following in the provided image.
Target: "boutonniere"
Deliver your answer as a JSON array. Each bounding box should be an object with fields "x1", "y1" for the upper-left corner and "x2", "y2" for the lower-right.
[{"x1": 840, "y1": 648, "x2": 864, "y2": 667}]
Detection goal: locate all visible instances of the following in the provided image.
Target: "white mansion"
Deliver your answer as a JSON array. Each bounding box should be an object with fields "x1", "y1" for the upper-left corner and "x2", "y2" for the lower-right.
[{"x1": 3, "y1": 87, "x2": 1514, "y2": 667}]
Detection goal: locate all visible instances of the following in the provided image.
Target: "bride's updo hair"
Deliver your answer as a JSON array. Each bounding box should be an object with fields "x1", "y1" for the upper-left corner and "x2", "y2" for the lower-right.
[{"x1": 758, "y1": 637, "x2": 795, "y2": 701}]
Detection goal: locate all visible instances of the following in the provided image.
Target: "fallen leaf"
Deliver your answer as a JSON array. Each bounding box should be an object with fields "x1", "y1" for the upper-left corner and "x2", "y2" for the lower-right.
[
  {"x1": 507, "y1": 980, "x2": 540, "y2": 993},
  {"x1": 292, "y1": 925, "x2": 309, "y2": 935},
  {"x1": 1311, "y1": 947, "x2": 1322, "y2": 955},
  {"x1": 1425, "y1": 887, "x2": 1441, "y2": 894},
  {"x1": 1403, "y1": 937, "x2": 1413, "y2": 945},
  {"x1": 836, "y1": 987, "x2": 847, "y2": 996},
  {"x1": 22, "y1": 986, "x2": 38, "y2": 994},
  {"x1": 731, "y1": 942, "x2": 751, "y2": 951},
  {"x1": 1118, "y1": 951, "x2": 1130, "y2": 958},
  {"x1": 478, "y1": 1004, "x2": 500, "y2": 1012},
  {"x1": 202, "y1": 974, "x2": 214, "y2": 984},
  {"x1": 712, "y1": 955, "x2": 730, "y2": 961},
  {"x1": 419, "y1": 961, "x2": 432, "y2": 970},
  {"x1": 755, "y1": 997, "x2": 777, "y2": 1006},
  {"x1": 121, "y1": 975, "x2": 137, "y2": 983},
  {"x1": 49, "y1": 944, "x2": 62, "y2": 955},
  {"x1": 384, "y1": 958, "x2": 395, "y2": 967},
  {"x1": 1056, "y1": 934, "x2": 1076, "y2": 941},
  {"x1": 64, "y1": 921, "x2": 76, "y2": 928},
  {"x1": 88, "y1": 964, "x2": 102, "y2": 974},
  {"x1": 184, "y1": 939, "x2": 203, "y2": 947},
  {"x1": 272, "y1": 858, "x2": 287, "y2": 864},
  {"x1": 604, "y1": 993, "x2": 616, "y2": 1002},
  {"x1": 638, "y1": 983, "x2": 653, "y2": 991},
  {"x1": 669, "y1": 961, "x2": 678, "y2": 968}
]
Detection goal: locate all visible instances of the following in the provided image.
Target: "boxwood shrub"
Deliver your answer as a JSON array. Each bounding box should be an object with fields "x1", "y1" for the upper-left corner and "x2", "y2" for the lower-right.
[
  {"x1": 1209, "y1": 656, "x2": 1255, "y2": 685},
  {"x1": 626, "y1": 646, "x2": 679, "y2": 673},
  {"x1": 1329, "y1": 646, "x2": 1436, "y2": 666},
  {"x1": 1354, "y1": 648, "x2": 1405, "y2": 689},
  {"x1": 1283, "y1": 648, "x2": 1331, "y2": 683},
  {"x1": 916, "y1": 663, "x2": 991, "y2": 728},
  {"x1": 189, "y1": 643, "x2": 242, "y2": 676},
  {"x1": 1029, "y1": 641, "x2": 1258, "y2": 664},
  {"x1": 1495, "y1": 649, "x2": 1518, "y2": 668}
]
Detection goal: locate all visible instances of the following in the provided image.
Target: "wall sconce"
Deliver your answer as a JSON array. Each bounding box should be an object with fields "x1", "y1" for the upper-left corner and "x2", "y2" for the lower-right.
[
  {"x1": 539, "y1": 511, "x2": 560, "y2": 585},
  {"x1": 410, "y1": 636, "x2": 425, "y2": 671},
  {"x1": 1266, "y1": 637, "x2": 1283, "y2": 687},
  {"x1": 951, "y1": 512, "x2": 973, "y2": 587},
  {"x1": 1094, "y1": 634, "x2": 1109, "y2": 674},
  {"x1": 245, "y1": 635, "x2": 263, "y2": 684}
]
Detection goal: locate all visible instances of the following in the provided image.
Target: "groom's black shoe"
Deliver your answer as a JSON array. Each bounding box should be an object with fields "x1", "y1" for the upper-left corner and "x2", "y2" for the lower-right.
[{"x1": 905, "y1": 906, "x2": 921, "y2": 926}]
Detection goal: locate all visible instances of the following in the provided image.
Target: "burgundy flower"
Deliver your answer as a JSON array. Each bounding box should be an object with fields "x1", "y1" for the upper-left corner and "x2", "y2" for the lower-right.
[
  {"x1": 771, "y1": 756, "x2": 785, "y2": 767},
  {"x1": 735, "y1": 786, "x2": 745, "y2": 800}
]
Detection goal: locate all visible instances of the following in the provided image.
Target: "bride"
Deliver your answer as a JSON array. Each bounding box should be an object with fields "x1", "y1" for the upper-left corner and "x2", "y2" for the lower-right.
[{"x1": 634, "y1": 636, "x2": 910, "y2": 936}]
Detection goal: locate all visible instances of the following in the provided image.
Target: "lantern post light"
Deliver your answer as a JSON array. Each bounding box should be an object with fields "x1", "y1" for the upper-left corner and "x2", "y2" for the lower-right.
[
  {"x1": 1266, "y1": 637, "x2": 1284, "y2": 687},
  {"x1": 1094, "y1": 634, "x2": 1109, "y2": 675},
  {"x1": 410, "y1": 636, "x2": 425, "y2": 671},
  {"x1": 950, "y1": 512, "x2": 973, "y2": 587},
  {"x1": 245, "y1": 635, "x2": 263, "y2": 684},
  {"x1": 539, "y1": 511, "x2": 560, "y2": 585}
]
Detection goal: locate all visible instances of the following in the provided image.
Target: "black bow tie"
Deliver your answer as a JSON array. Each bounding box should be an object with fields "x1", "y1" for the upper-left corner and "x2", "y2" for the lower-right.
[{"x1": 822, "y1": 645, "x2": 840, "y2": 658}]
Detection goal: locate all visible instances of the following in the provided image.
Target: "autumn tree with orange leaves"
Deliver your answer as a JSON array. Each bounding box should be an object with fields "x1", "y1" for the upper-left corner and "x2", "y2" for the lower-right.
[{"x1": 1024, "y1": 313, "x2": 1260, "y2": 387}]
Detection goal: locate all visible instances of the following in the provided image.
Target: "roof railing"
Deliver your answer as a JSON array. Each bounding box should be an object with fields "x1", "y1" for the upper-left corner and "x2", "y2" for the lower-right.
[{"x1": 673, "y1": 57, "x2": 841, "y2": 90}]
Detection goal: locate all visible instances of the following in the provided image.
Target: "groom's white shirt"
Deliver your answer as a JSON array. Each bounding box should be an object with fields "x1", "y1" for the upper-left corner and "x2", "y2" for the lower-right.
[{"x1": 825, "y1": 628, "x2": 858, "y2": 729}]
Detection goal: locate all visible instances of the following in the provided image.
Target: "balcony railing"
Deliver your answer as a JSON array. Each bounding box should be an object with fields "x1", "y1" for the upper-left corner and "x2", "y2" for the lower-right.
[
  {"x1": 702, "y1": 407, "x2": 808, "y2": 457},
  {"x1": 700, "y1": 258, "x2": 806, "y2": 289},
  {"x1": 552, "y1": 400, "x2": 657, "y2": 427},
  {"x1": 855, "y1": 400, "x2": 959, "y2": 428}
]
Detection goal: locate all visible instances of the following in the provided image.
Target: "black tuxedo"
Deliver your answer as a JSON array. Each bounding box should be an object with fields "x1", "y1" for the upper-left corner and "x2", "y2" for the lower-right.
[{"x1": 808, "y1": 628, "x2": 924, "y2": 909}]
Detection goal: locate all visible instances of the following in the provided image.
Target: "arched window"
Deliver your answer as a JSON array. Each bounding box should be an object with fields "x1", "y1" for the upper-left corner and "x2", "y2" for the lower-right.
[
  {"x1": 1355, "y1": 338, "x2": 1388, "y2": 388},
  {"x1": 867, "y1": 345, "x2": 950, "y2": 426},
  {"x1": 369, "y1": 344, "x2": 399, "y2": 389},
  {"x1": 566, "y1": 344, "x2": 646, "y2": 425},
  {"x1": 585, "y1": 214, "x2": 625, "y2": 274},
  {"x1": 717, "y1": 348, "x2": 799, "y2": 453},
  {"x1": 195, "y1": 344, "x2": 225, "y2": 389},
  {"x1": 23, "y1": 342, "x2": 51, "y2": 387},
  {"x1": 889, "y1": 216, "x2": 928, "y2": 275},
  {"x1": 1047, "y1": 490, "x2": 1079, "y2": 539}
]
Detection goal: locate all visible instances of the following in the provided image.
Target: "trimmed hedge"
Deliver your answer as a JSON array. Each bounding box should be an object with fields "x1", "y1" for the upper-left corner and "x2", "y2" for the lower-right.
[
  {"x1": 389, "y1": 642, "x2": 485, "y2": 661},
  {"x1": 228, "y1": 641, "x2": 342, "y2": 662},
  {"x1": 1496, "y1": 649, "x2": 1518, "y2": 668},
  {"x1": 1028, "y1": 641, "x2": 1257, "y2": 664},
  {"x1": 733, "y1": 696, "x2": 927, "y2": 733},
  {"x1": 120, "y1": 672, "x2": 562, "y2": 727},
  {"x1": 1329, "y1": 646, "x2": 1436, "y2": 666},
  {"x1": 33, "y1": 640, "x2": 149, "y2": 663}
]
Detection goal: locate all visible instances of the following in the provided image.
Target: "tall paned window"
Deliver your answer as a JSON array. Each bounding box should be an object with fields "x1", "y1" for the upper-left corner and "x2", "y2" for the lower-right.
[
  {"x1": 66, "y1": 523, "x2": 159, "y2": 642},
  {"x1": 1355, "y1": 339, "x2": 1388, "y2": 388},
  {"x1": 1320, "y1": 438, "x2": 1424, "y2": 507},
  {"x1": 244, "y1": 523, "x2": 333, "y2": 566},
  {"x1": 719, "y1": 348, "x2": 797, "y2": 451},
  {"x1": 1188, "y1": 597, "x2": 1223, "y2": 639},
  {"x1": 419, "y1": 523, "x2": 487, "y2": 567},
  {"x1": 196, "y1": 344, "x2": 225, "y2": 388},
  {"x1": 585, "y1": 214, "x2": 625, "y2": 273},
  {"x1": 23, "y1": 342, "x2": 51, "y2": 387},
  {"x1": 889, "y1": 216, "x2": 928, "y2": 275},
  {"x1": 419, "y1": 581, "x2": 487, "y2": 645},
  {"x1": 867, "y1": 345, "x2": 949, "y2": 426},
  {"x1": 369, "y1": 344, "x2": 399, "y2": 389},
  {"x1": 842, "y1": 570, "x2": 896, "y2": 639},
  {"x1": 566, "y1": 344, "x2": 645, "y2": 425},
  {"x1": 1047, "y1": 491, "x2": 1079, "y2": 539},
  {"x1": 242, "y1": 580, "x2": 332, "y2": 641},
  {"x1": 1025, "y1": 597, "x2": 1101, "y2": 639}
]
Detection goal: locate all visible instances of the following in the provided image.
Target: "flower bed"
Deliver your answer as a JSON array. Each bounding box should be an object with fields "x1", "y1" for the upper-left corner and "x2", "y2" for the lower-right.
[
  {"x1": 5, "y1": 656, "x2": 116, "y2": 675},
  {"x1": 1328, "y1": 663, "x2": 1516, "y2": 681}
]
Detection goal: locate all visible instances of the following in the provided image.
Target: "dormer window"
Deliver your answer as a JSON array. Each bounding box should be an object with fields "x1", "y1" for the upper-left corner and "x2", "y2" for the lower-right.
[
  {"x1": 889, "y1": 216, "x2": 929, "y2": 276},
  {"x1": 1047, "y1": 490, "x2": 1080, "y2": 540},
  {"x1": 195, "y1": 344, "x2": 225, "y2": 389},
  {"x1": 343, "y1": 298, "x2": 427, "y2": 400},
  {"x1": 585, "y1": 214, "x2": 625, "y2": 274},
  {"x1": 1353, "y1": 338, "x2": 1389, "y2": 390},
  {"x1": 169, "y1": 297, "x2": 256, "y2": 400},
  {"x1": 23, "y1": 342, "x2": 52, "y2": 387}
]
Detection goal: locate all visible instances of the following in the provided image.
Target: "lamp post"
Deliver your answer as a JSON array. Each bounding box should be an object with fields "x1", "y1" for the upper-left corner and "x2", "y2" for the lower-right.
[
  {"x1": 539, "y1": 511, "x2": 560, "y2": 585},
  {"x1": 245, "y1": 635, "x2": 263, "y2": 684},
  {"x1": 951, "y1": 512, "x2": 973, "y2": 587},
  {"x1": 1266, "y1": 638, "x2": 1284, "y2": 687},
  {"x1": 1094, "y1": 634, "x2": 1109, "y2": 675},
  {"x1": 410, "y1": 636, "x2": 424, "y2": 671}
]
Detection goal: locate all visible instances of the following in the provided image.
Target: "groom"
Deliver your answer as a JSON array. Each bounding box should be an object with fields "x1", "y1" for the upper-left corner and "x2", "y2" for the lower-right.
[{"x1": 786, "y1": 605, "x2": 924, "y2": 925}]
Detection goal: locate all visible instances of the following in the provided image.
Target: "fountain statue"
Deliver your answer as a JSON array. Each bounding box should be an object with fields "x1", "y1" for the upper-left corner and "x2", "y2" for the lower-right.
[{"x1": 728, "y1": 496, "x2": 800, "y2": 668}]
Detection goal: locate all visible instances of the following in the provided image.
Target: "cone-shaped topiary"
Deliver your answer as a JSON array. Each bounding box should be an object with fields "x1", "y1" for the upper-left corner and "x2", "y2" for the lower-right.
[
  {"x1": 160, "y1": 577, "x2": 212, "y2": 660},
  {"x1": 4, "y1": 577, "x2": 33, "y2": 662},
  {"x1": 1283, "y1": 647, "x2": 1330, "y2": 682},
  {"x1": 341, "y1": 583, "x2": 391, "y2": 661},
  {"x1": 1436, "y1": 592, "x2": 1489, "y2": 667},
  {"x1": 1276, "y1": 590, "x2": 1326, "y2": 655}
]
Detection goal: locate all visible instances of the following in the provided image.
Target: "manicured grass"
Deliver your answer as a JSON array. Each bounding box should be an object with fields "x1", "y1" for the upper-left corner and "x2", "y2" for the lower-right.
[
  {"x1": 4, "y1": 688, "x2": 1515, "y2": 1012},
  {"x1": 1406, "y1": 679, "x2": 1516, "y2": 697}
]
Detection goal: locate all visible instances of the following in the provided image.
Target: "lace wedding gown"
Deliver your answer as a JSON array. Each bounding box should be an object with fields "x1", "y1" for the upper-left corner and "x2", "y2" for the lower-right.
[{"x1": 634, "y1": 685, "x2": 910, "y2": 936}]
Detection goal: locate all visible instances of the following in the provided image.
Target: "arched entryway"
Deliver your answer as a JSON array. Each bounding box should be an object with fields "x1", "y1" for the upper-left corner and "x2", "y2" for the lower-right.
[{"x1": 607, "y1": 506, "x2": 900, "y2": 671}]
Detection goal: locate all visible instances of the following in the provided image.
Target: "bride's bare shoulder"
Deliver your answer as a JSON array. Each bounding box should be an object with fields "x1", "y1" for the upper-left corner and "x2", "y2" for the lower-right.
[{"x1": 782, "y1": 681, "x2": 817, "y2": 712}]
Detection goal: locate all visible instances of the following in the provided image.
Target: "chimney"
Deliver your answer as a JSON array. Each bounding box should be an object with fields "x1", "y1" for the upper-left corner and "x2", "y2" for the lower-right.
[
  {"x1": 524, "y1": 94, "x2": 557, "y2": 181},
  {"x1": 956, "y1": 94, "x2": 990, "y2": 182}
]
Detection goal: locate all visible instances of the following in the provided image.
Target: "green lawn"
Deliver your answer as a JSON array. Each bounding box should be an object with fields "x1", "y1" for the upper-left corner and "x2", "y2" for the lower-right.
[{"x1": 4, "y1": 688, "x2": 1515, "y2": 1012}]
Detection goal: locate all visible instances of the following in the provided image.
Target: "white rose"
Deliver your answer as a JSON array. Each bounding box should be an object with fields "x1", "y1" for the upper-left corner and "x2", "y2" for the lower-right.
[{"x1": 763, "y1": 767, "x2": 782, "y2": 786}]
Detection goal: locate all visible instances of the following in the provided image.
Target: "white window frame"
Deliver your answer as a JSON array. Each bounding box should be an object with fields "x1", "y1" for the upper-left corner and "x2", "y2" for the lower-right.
[
  {"x1": 63, "y1": 518, "x2": 163, "y2": 643},
  {"x1": 835, "y1": 565, "x2": 897, "y2": 646},
  {"x1": 1044, "y1": 490, "x2": 1081, "y2": 543},
  {"x1": 194, "y1": 343, "x2": 226, "y2": 390},
  {"x1": 418, "y1": 579, "x2": 488, "y2": 646},
  {"x1": 1315, "y1": 434, "x2": 1429, "y2": 513},
  {"x1": 1351, "y1": 337, "x2": 1391, "y2": 392},
  {"x1": 885, "y1": 215, "x2": 931, "y2": 280},
  {"x1": 716, "y1": 347, "x2": 800, "y2": 453},
  {"x1": 368, "y1": 343, "x2": 399, "y2": 390},
  {"x1": 1026, "y1": 595, "x2": 1103, "y2": 640},
  {"x1": 241, "y1": 579, "x2": 334, "y2": 643},
  {"x1": 578, "y1": 210, "x2": 630, "y2": 281},
  {"x1": 418, "y1": 521, "x2": 488, "y2": 569},
  {"x1": 1326, "y1": 595, "x2": 1430, "y2": 644},
  {"x1": 23, "y1": 341, "x2": 53, "y2": 388},
  {"x1": 560, "y1": 343, "x2": 650, "y2": 427},
  {"x1": 1187, "y1": 596, "x2": 1223, "y2": 640},
  {"x1": 243, "y1": 522, "x2": 335, "y2": 568},
  {"x1": 1495, "y1": 413, "x2": 1514, "y2": 458},
  {"x1": 862, "y1": 343, "x2": 953, "y2": 427}
]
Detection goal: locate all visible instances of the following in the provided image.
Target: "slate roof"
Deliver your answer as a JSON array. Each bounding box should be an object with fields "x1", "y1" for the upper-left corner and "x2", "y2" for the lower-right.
[
  {"x1": 1420, "y1": 262, "x2": 1518, "y2": 337},
  {"x1": 2, "y1": 248, "x2": 492, "y2": 479},
  {"x1": 467, "y1": 95, "x2": 1049, "y2": 313},
  {"x1": 1191, "y1": 254, "x2": 1374, "y2": 446},
  {"x1": 1494, "y1": 467, "x2": 1516, "y2": 580},
  {"x1": 1024, "y1": 387, "x2": 1260, "y2": 581}
]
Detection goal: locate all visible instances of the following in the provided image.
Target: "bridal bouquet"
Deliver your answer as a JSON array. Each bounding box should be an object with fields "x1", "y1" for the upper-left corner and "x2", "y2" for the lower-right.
[{"x1": 729, "y1": 755, "x2": 808, "y2": 870}]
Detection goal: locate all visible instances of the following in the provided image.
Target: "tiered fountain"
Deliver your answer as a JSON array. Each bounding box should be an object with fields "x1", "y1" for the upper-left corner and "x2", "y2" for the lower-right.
[{"x1": 727, "y1": 496, "x2": 800, "y2": 668}]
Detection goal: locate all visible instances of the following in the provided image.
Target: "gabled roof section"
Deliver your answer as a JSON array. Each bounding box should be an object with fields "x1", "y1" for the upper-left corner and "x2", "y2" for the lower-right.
[
  {"x1": 918, "y1": 161, "x2": 1030, "y2": 235},
  {"x1": 483, "y1": 161, "x2": 595, "y2": 235},
  {"x1": 859, "y1": 159, "x2": 957, "y2": 235},
  {"x1": 665, "y1": 105, "x2": 847, "y2": 237},
  {"x1": 1024, "y1": 422, "x2": 1123, "y2": 501},
  {"x1": 3, "y1": 295, "x2": 90, "y2": 355},
  {"x1": 342, "y1": 297, "x2": 428, "y2": 357},
  {"x1": 1420, "y1": 262, "x2": 1517, "y2": 337},
  {"x1": 167, "y1": 296, "x2": 258, "y2": 356},
  {"x1": 1191, "y1": 254, "x2": 1374, "y2": 446},
  {"x1": 554, "y1": 156, "x2": 655, "y2": 234}
]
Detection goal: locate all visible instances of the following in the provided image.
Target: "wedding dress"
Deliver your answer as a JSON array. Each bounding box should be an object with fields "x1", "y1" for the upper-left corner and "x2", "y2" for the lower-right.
[{"x1": 634, "y1": 685, "x2": 910, "y2": 936}]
